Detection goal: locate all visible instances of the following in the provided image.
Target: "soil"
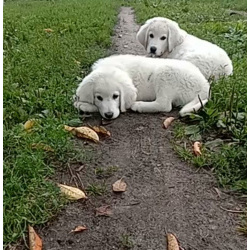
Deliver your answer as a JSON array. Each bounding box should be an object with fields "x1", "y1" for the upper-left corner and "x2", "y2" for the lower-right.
[{"x1": 38, "y1": 7, "x2": 246, "y2": 250}]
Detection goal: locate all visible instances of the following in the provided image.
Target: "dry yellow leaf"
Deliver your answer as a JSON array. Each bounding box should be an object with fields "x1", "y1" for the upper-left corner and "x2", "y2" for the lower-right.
[
  {"x1": 31, "y1": 143, "x2": 54, "y2": 152},
  {"x1": 28, "y1": 225, "x2": 43, "y2": 250},
  {"x1": 44, "y1": 28, "x2": 53, "y2": 33},
  {"x1": 24, "y1": 120, "x2": 36, "y2": 130},
  {"x1": 90, "y1": 126, "x2": 111, "y2": 137},
  {"x1": 166, "y1": 233, "x2": 179, "y2": 250},
  {"x1": 64, "y1": 125, "x2": 74, "y2": 132},
  {"x1": 193, "y1": 141, "x2": 202, "y2": 156},
  {"x1": 112, "y1": 179, "x2": 127, "y2": 192},
  {"x1": 74, "y1": 59, "x2": 81, "y2": 65},
  {"x1": 58, "y1": 184, "x2": 87, "y2": 200},
  {"x1": 70, "y1": 225, "x2": 87, "y2": 233},
  {"x1": 163, "y1": 117, "x2": 175, "y2": 129},
  {"x1": 64, "y1": 125, "x2": 99, "y2": 142}
]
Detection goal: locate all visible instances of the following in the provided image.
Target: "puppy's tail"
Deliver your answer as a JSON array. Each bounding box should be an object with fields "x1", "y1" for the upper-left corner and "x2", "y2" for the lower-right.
[{"x1": 179, "y1": 97, "x2": 208, "y2": 117}]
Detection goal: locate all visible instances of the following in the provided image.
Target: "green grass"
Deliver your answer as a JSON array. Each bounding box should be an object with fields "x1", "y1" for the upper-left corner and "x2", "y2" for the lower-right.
[
  {"x1": 3, "y1": 0, "x2": 120, "y2": 246},
  {"x1": 95, "y1": 166, "x2": 119, "y2": 179},
  {"x1": 120, "y1": 234, "x2": 134, "y2": 249},
  {"x1": 129, "y1": 0, "x2": 247, "y2": 193},
  {"x1": 85, "y1": 183, "x2": 107, "y2": 196}
]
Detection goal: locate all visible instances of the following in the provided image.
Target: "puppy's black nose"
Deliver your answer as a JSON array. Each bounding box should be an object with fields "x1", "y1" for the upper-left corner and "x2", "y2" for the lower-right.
[
  {"x1": 104, "y1": 112, "x2": 113, "y2": 119},
  {"x1": 150, "y1": 46, "x2": 157, "y2": 54}
]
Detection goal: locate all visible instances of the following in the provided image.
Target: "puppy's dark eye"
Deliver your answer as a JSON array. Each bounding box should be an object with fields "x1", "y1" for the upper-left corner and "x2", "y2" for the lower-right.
[
  {"x1": 160, "y1": 36, "x2": 166, "y2": 40},
  {"x1": 97, "y1": 96, "x2": 103, "y2": 101},
  {"x1": 149, "y1": 34, "x2": 154, "y2": 38},
  {"x1": 113, "y1": 94, "x2": 119, "y2": 99}
]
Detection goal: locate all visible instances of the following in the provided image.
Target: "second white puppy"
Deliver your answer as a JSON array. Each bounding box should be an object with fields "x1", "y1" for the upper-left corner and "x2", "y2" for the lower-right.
[
  {"x1": 137, "y1": 17, "x2": 233, "y2": 80},
  {"x1": 74, "y1": 54, "x2": 210, "y2": 119}
]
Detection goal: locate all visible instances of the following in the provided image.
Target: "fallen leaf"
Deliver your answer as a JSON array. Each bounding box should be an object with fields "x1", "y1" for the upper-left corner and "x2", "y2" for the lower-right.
[
  {"x1": 64, "y1": 125, "x2": 74, "y2": 132},
  {"x1": 90, "y1": 125, "x2": 111, "y2": 137},
  {"x1": 44, "y1": 28, "x2": 53, "y2": 33},
  {"x1": 166, "y1": 233, "x2": 179, "y2": 250},
  {"x1": 163, "y1": 117, "x2": 175, "y2": 129},
  {"x1": 31, "y1": 143, "x2": 54, "y2": 152},
  {"x1": 64, "y1": 125, "x2": 99, "y2": 142},
  {"x1": 58, "y1": 184, "x2": 87, "y2": 200},
  {"x1": 112, "y1": 179, "x2": 127, "y2": 192},
  {"x1": 74, "y1": 59, "x2": 81, "y2": 65},
  {"x1": 193, "y1": 141, "x2": 202, "y2": 156},
  {"x1": 70, "y1": 225, "x2": 87, "y2": 233},
  {"x1": 24, "y1": 120, "x2": 36, "y2": 130},
  {"x1": 28, "y1": 225, "x2": 43, "y2": 250},
  {"x1": 95, "y1": 205, "x2": 112, "y2": 216}
]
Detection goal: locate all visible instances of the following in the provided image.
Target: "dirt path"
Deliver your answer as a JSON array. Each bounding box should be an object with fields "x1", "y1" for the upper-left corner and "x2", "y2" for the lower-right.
[{"x1": 39, "y1": 7, "x2": 246, "y2": 250}]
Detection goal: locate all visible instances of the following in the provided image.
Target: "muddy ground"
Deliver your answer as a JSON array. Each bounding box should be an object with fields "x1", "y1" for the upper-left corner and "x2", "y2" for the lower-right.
[{"x1": 38, "y1": 7, "x2": 246, "y2": 250}]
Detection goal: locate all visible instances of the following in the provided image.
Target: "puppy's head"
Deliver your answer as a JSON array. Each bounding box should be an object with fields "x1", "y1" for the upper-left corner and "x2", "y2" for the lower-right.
[
  {"x1": 137, "y1": 17, "x2": 186, "y2": 57},
  {"x1": 76, "y1": 67, "x2": 137, "y2": 119}
]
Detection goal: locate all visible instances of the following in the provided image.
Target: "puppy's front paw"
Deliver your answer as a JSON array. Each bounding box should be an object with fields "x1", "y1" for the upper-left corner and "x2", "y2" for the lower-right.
[
  {"x1": 131, "y1": 102, "x2": 144, "y2": 113},
  {"x1": 74, "y1": 101, "x2": 98, "y2": 115}
]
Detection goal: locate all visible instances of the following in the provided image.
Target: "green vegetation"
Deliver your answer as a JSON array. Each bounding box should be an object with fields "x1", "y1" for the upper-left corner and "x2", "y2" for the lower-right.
[
  {"x1": 3, "y1": 0, "x2": 120, "y2": 246},
  {"x1": 95, "y1": 166, "x2": 119, "y2": 179},
  {"x1": 85, "y1": 183, "x2": 107, "y2": 196},
  {"x1": 129, "y1": 0, "x2": 247, "y2": 193}
]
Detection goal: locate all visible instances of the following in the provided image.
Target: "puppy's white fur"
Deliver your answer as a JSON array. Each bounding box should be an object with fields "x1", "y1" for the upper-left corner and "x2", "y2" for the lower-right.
[
  {"x1": 74, "y1": 55, "x2": 210, "y2": 119},
  {"x1": 137, "y1": 17, "x2": 233, "y2": 80}
]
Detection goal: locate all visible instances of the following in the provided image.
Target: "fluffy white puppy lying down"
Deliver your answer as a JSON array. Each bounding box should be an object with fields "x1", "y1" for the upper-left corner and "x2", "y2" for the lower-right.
[
  {"x1": 137, "y1": 17, "x2": 233, "y2": 80},
  {"x1": 74, "y1": 54, "x2": 210, "y2": 120}
]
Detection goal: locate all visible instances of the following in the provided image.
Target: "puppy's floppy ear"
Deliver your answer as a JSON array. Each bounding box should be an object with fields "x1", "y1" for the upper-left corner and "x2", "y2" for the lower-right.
[
  {"x1": 75, "y1": 72, "x2": 96, "y2": 104},
  {"x1": 167, "y1": 20, "x2": 187, "y2": 53},
  {"x1": 137, "y1": 19, "x2": 153, "y2": 48},
  {"x1": 119, "y1": 77, "x2": 137, "y2": 112}
]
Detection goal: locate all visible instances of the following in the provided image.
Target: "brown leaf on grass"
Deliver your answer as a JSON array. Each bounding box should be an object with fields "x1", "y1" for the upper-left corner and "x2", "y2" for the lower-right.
[
  {"x1": 31, "y1": 143, "x2": 54, "y2": 152},
  {"x1": 163, "y1": 117, "x2": 175, "y2": 129},
  {"x1": 166, "y1": 233, "x2": 179, "y2": 250},
  {"x1": 193, "y1": 141, "x2": 202, "y2": 156},
  {"x1": 58, "y1": 184, "x2": 87, "y2": 200},
  {"x1": 64, "y1": 125, "x2": 99, "y2": 143},
  {"x1": 112, "y1": 179, "x2": 127, "y2": 192},
  {"x1": 28, "y1": 225, "x2": 43, "y2": 250},
  {"x1": 44, "y1": 28, "x2": 53, "y2": 33},
  {"x1": 24, "y1": 120, "x2": 36, "y2": 130},
  {"x1": 70, "y1": 225, "x2": 87, "y2": 233},
  {"x1": 90, "y1": 125, "x2": 111, "y2": 137},
  {"x1": 95, "y1": 205, "x2": 112, "y2": 217}
]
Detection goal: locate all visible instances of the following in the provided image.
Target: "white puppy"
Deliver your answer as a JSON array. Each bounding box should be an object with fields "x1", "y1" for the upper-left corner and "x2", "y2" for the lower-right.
[
  {"x1": 137, "y1": 17, "x2": 233, "y2": 80},
  {"x1": 74, "y1": 55, "x2": 210, "y2": 119}
]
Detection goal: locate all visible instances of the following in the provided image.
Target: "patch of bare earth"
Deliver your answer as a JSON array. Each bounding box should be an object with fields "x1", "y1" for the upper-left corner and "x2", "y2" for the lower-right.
[{"x1": 38, "y1": 7, "x2": 246, "y2": 250}]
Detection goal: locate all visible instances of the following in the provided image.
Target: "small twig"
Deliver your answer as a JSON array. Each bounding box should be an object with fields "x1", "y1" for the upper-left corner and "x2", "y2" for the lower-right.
[
  {"x1": 76, "y1": 173, "x2": 85, "y2": 190},
  {"x1": 77, "y1": 165, "x2": 85, "y2": 172},
  {"x1": 213, "y1": 187, "x2": 222, "y2": 198},
  {"x1": 208, "y1": 84, "x2": 212, "y2": 99},
  {"x1": 220, "y1": 206, "x2": 244, "y2": 213},
  {"x1": 187, "y1": 244, "x2": 199, "y2": 250},
  {"x1": 198, "y1": 94, "x2": 204, "y2": 109},
  {"x1": 123, "y1": 201, "x2": 140, "y2": 206},
  {"x1": 67, "y1": 163, "x2": 78, "y2": 188},
  {"x1": 141, "y1": 149, "x2": 151, "y2": 155}
]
